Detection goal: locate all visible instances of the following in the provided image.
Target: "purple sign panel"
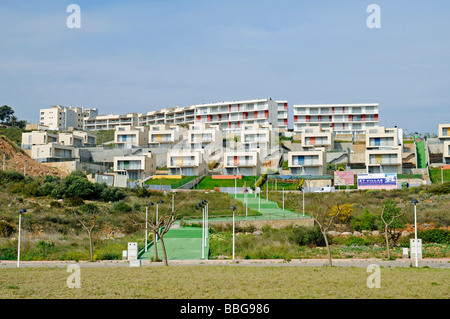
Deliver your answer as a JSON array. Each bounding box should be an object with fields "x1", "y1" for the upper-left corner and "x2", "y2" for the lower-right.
[{"x1": 357, "y1": 173, "x2": 397, "y2": 190}]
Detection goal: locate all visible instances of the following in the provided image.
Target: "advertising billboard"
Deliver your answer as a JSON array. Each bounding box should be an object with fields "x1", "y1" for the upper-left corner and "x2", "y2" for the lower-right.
[
  {"x1": 357, "y1": 173, "x2": 397, "y2": 190},
  {"x1": 334, "y1": 171, "x2": 354, "y2": 186}
]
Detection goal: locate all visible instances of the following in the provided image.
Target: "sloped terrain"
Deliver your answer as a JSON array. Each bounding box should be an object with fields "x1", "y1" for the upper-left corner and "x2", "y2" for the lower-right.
[{"x1": 0, "y1": 137, "x2": 66, "y2": 177}]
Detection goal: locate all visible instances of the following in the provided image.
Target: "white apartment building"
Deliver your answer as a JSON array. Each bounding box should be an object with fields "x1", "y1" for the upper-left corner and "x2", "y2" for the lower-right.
[
  {"x1": 84, "y1": 113, "x2": 139, "y2": 131},
  {"x1": 113, "y1": 153, "x2": 156, "y2": 180},
  {"x1": 114, "y1": 126, "x2": 148, "y2": 149},
  {"x1": 438, "y1": 124, "x2": 450, "y2": 141},
  {"x1": 366, "y1": 126, "x2": 403, "y2": 149},
  {"x1": 293, "y1": 103, "x2": 379, "y2": 136},
  {"x1": 31, "y1": 143, "x2": 74, "y2": 162},
  {"x1": 148, "y1": 124, "x2": 185, "y2": 147},
  {"x1": 301, "y1": 127, "x2": 335, "y2": 151},
  {"x1": 194, "y1": 98, "x2": 279, "y2": 134},
  {"x1": 167, "y1": 149, "x2": 208, "y2": 176},
  {"x1": 438, "y1": 124, "x2": 450, "y2": 164},
  {"x1": 276, "y1": 100, "x2": 289, "y2": 131},
  {"x1": 21, "y1": 131, "x2": 58, "y2": 149},
  {"x1": 187, "y1": 123, "x2": 223, "y2": 156},
  {"x1": 287, "y1": 149, "x2": 327, "y2": 175},
  {"x1": 443, "y1": 141, "x2": 450, "y2": 165},
  {"x1": 223, "y1": 150, "x2": 261, "y2": 176},
  {"x1": 57, "y1": 131, "x2": 97, "y2": 147},
  {"x1": 365, "y1": 126, "x2": 403, "y2": 174},
  {"x1": 240, "y1": 123, "x2": 274, "y2": 155},
  {"x1": 39, "y1": 105, "x2": 88, "y2": 131}
]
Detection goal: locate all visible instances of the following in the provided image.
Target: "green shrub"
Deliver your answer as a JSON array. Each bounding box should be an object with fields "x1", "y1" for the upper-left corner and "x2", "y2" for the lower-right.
[
  {"x1": 49, "y1": 201, "x2": 62, "y2": 208},
  {"x1": 418, "y1": 228, "x2": 450, "y2": 244},
  {"x1": 0, "y1": 220, "x2": 15, "y2": 237},
  {"x1": 101, "y1": 187, "x2": 126, "y2": 202},
  {"x1": 352, "y1": 209, "x2": 376, "y2": 232},
  {"x1": 113, "y1": 200, "x2": 132, "y2": 213},
  {"x1": 426, "y1": 182, "x2": 450, "y2": 195},
  {"x1": 0, "y1": 247, "x2": 16, "y2": 260}
]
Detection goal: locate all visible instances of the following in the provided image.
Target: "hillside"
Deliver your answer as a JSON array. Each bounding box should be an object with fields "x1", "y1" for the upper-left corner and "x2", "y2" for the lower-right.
[{"x1": 0, "y1": 136, "x2": 66, "y2": 178}]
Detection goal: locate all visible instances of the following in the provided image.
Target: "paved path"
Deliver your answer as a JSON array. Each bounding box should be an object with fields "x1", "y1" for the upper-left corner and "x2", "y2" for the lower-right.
[{"x1": 1, "y1": 258, "x2": 449, "y2": 268}]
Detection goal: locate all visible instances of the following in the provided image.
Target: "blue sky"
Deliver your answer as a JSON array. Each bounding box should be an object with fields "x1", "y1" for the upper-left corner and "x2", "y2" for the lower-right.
[{"x1": 0, "y1": 0, "x2": 449, "y2": 134}]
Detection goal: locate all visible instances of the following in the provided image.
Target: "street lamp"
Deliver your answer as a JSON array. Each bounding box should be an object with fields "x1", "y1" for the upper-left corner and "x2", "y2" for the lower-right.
[
  {"x1": 156, "y1": 200, "x2": 163, "y2": 243},
  {"x1": 230, "y1": 206, "x2": 236, "y2": 261},
  {"x1": 145, "y1": 202, "x2": 154, "y2": 252},
  {"x1": 17, "y1": 208, "x2": 26, "y2": 268},
  {"x1": 201, "y1": 200, "x2": 208, "y2": 243},
  {"x1": 197, "y1": 202, "x2": 205, "y2": 259},
  {"x1": 411, "y1": 199, "x2": 419, "y2": 268}
]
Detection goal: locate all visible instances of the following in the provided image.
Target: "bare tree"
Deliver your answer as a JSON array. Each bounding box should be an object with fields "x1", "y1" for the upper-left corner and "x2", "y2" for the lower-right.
[
  {"x1": 379, "y1": 200, "x2": 405, "y2": 260},
  {"x1": 149, "y1": 210, "x2": 180, "y2": 266},
  {"x1": 132, "y1": 204, "x2": 181, "y2": 266},
  {"x1": 72, "y1": 203, "x2": 101, "y2": 262},
  {"x1": 309, "y1": 201, "x2": 344, "y2": 267}
]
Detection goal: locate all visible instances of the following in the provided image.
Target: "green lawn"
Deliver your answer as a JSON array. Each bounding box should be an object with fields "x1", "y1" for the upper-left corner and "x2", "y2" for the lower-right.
[
  {"x1": 197, "y1": 176, "x2": 258, "y2": 189},
  {"x1": 429, "y1": 167, "x2": 450, "y2": 183},
  {"x1": 144, "y1": 176, "x2": 198, "y2": 187}
]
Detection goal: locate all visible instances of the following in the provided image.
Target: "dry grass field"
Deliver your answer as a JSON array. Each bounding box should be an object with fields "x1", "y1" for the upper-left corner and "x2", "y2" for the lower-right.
[{"x1": 0, "y1": 266, "x2": 448, "y2": 299}]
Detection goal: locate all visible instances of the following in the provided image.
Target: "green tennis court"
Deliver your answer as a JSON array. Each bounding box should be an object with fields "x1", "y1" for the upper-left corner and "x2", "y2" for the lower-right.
[{"x1": 139, "y1": 226, "x2": 209, "y2": 261}]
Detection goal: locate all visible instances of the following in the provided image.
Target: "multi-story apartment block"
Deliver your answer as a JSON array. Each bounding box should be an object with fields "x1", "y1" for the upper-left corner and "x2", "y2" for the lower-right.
[
  {"x1": 57, "y1": 131, "x2": 97, "y2": 147},
  {"x1": 438, "y1": 124, "x2": 450, "y2": 141},
  {"x1": 193, "y1": 98, "x2": 279, "y2": 133},
  {"x1": 287, "y1": 149, "x2": 327, "y2": 175},
  {"x1": 223, "y1": 150, "x2": 261, "y2": 176},
  {"x1": 438, "y1": 124, "x2": 450, "y2": 164},
  {"x1": 21, "y1": 131, "x2": 58, "y2": 149},
  {"x1": 365, "y1": 147, "x2": 402, "y2": 174},
  {"x1": 84, "y1": 113, "x2": 139, "y2": 131},
  {"x1": 113, "y1": 153, "x2": 156, "y2": 180},
  {"x1": 31, "y1": 143, "x2": 74, "y2": 162},
  {"x1": 167, "y1": 149, "x2": 208, "y2": 176},
  {"x1": 365, "y1": 126, "x2": 402, "y2": 174},
  {"x1": 240, "y1": 123, "x2": 274, "y2": 155},
  {"x1": 301, "y1": 127, "x2": 335, "y2": 151},
  {"x1": 276, "y1": 100, "x2": 289, "y2": 131},
  {"x1": 58, "y1": 132, "x2": 85, "y2": 147},
  {"x1": 39, "y1": 105, "x2": 88, "y2": 131},
  {"x1": 148, "y1": 124, "x2": 185, "y2": 147},
  {"x1": 114, "y1": 126, "x2": 148, "y2": 149},
  {"x1": 187, "y1": 123, "x2": 223, "y2": 154},
  {"x1": 72, "y1": 131, "x2": 97, "y2": 146},
  {"x1": 366, "y1": 126, "x2": 402, "y2": 149},
  {"x1": 443, "y1": 141, "x2": 450, "y2": 165},
  {"x1": 293, "y1": 103, "x2": 379, "y2": 136}
]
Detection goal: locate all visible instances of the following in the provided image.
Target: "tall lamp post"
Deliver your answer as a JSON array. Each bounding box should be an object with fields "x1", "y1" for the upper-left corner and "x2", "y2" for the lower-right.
[
  {"x1": 230, "y1": 206, "x2": 236, "y2": 261},
  {"x1": 201, "y1": 200, "x2": 208, "y2": 243},
  {"x1": 156, "y1": 200, "x2": 163, "y2": 243},
  {"x1": 145, "y1": 202, "x2": 154, "y2": 252},
  {"x1": 411, "y1": 199, "x2": 419, "y2": 268},
  {"x1": 196, "y1": 202, "x2": 205, "y2": 259},
  {"x1": 17, "y1": 208, "x2": 26, "y2": 268}
]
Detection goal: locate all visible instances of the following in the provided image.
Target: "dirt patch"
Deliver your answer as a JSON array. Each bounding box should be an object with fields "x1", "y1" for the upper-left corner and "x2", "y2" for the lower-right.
[{"x1": 0, "y1": 137, "x2": 67, "y2": 178}]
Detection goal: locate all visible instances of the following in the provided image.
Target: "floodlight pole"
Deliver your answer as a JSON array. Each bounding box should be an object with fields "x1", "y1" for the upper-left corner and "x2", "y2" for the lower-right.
[
  {"x1": 282, "y1": 187, "x2": 285, "y2": 211},
  {"x1": 202, "y1": 206, "x2": 205, "y2": 259},
  {"x1": 145, "y1": 205, "x2": 148, "y2": 252},
  {"x1": 414, "y1": 203, "x2": 418, "y2": 268},
  {"x1": 17, "y1": 209, "x2": 26, "y2": 268},
  {"x1": 302, "y1": 188, "x2": 305, "y2": 217}
]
